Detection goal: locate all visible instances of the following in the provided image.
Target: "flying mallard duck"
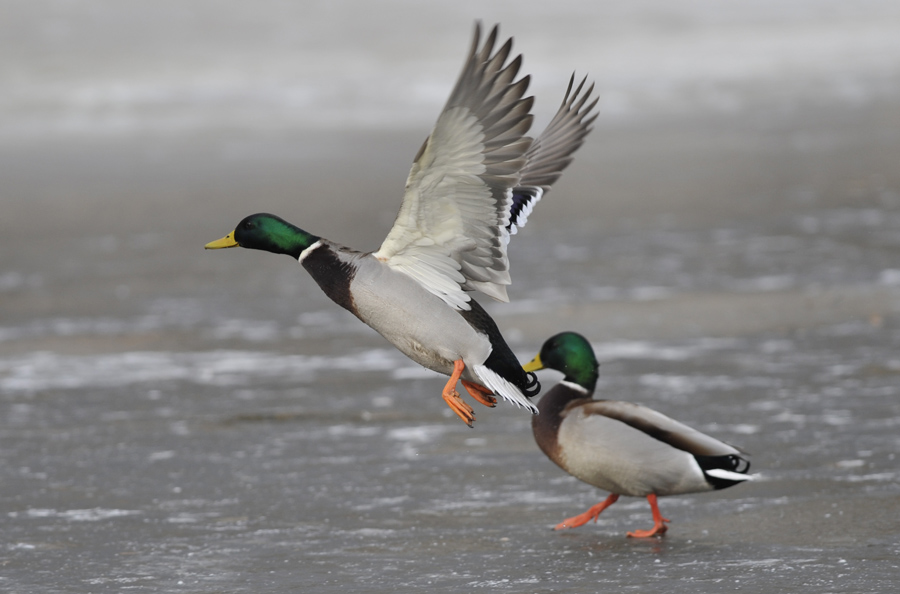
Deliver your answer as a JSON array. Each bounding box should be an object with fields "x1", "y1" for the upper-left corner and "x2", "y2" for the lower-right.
[
  {"x1": 205, "y1": 24, "x2": 597, "y2": 426},
  {"x1": 523, "y1": 332, "x2": 753, "y2": 537}
]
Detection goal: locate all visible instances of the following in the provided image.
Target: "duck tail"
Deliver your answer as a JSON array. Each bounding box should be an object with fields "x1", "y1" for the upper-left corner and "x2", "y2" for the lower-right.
[{"x1": 695, "y1": 454, "x2": 753, "y2": 490}]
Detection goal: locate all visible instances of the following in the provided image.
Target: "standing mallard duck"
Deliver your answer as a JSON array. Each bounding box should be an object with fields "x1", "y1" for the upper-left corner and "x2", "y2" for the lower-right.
[
  {"x1": 523, "y1": 332, "x2": 753, "y2": 537},
  {"x1": 205, "y1": 24, "x2": 597, "y2": 426}
]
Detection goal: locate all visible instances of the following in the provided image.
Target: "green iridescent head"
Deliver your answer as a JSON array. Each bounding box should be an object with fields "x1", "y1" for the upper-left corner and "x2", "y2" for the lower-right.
[
  {"x1": 523, "y1": 331, "x2": 599, "y2": 392},
  {"x1": 205, "y1": 213, "x2": 319, "y2": 259}
]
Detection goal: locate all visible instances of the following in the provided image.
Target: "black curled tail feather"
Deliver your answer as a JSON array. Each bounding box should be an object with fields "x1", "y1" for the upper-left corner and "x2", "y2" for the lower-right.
[
  {"x1": 728, "y1": 455, "x2": 751, "y2": 474},
  {"x1": 523, "y1": 371, "x2": 541, "y2": 397},
  {"x1": 694, "y1": 454, "x2": 751, "y2": 490}
]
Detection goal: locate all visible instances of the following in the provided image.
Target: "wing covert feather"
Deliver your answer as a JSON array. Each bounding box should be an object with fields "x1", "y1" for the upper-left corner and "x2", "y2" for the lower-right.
[{"x1": 574, "y1": 400, "x2": 744, "y2": 458}]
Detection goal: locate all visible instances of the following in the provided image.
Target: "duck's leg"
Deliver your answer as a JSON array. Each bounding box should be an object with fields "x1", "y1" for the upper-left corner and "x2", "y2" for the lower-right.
[
  {"x1": 554, "y1": 493, "x2": 619, "y2": 530},
  {"x1": 442, "y1": 360, "x2": 476, "y2": 427},
  {"x1": 626, "y1": 493, "x2": 670, "y2": 538},
  {"x1": 461, "y1": 380, "x2": 497, "y2": 407}
]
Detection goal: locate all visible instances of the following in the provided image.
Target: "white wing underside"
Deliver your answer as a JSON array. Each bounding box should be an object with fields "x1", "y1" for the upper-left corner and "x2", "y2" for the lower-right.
[
  {"x1": 373, "y1": 24, "x2": 533, "y2": 311},
  {"x1": 375, "y1": 107, "x2": 510, "y2": 311}
]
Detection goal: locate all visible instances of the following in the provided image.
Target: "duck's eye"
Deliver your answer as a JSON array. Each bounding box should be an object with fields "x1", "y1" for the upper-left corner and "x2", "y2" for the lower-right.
[{"x1": 243, "y1": 221, "x2": 255, "y2": 230}]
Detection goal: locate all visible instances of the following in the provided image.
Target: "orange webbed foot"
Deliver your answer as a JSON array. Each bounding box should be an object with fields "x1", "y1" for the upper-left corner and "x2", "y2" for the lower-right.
[
  {"x1": 554, "y1": 494, "x2": 619, "y2": 530},
  {"x1": 626, "y1": 523, "x2": 669, "y2": 538},
  {"x1": 554, "y1": 512, "x2": 594, "y2": 530},
  {"x1": 461, "y1": 380, "x2": 497, "y2": 408},
  {"x1": 442, "y1": 360, "x2": 475, "y2": 427},
  {"x1": 442, "y1": 388, "x2": 475, "y2": 427}
]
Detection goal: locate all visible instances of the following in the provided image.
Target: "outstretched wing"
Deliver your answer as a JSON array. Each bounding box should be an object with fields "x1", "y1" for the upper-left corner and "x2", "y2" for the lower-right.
[
  {"x1": 373, "y1": 23, "x2": 534, "y2": 310},
  {"x1": 508, "y1": 74, "x2": 598, "y2": 236}
]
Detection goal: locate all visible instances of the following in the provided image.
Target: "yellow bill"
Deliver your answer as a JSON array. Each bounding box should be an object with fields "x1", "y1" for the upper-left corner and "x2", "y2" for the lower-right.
[
  {"x1": 522, "y1": 354, "x2": 544, "y2": 372},
  {"x1": 204, "y1": 231, "x2": 239, "y2": 249}
]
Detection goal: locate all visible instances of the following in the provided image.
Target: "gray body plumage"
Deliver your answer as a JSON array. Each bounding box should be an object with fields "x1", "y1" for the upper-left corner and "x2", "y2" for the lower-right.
[
  {"x1": 332, "y1": 243, "x2": 492, "y2": 379},
  {"x1": 552, "y1": 399, "x2": 736, "y2": 496},
  {"x1": 535, "y1": 381, "x2": 751, "y2": 497},
  {"x1": 301, "y1": 240, "x2": 535, "y2": 410}
]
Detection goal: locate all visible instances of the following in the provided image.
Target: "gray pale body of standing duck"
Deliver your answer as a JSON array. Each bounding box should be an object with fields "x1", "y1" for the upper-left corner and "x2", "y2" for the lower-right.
[
  {"x1": 523, "y1": 332, "x2": 753, "y2": 537},
  {"x1": 205, "y1": 24, "x2": 598, "y2": 426}
]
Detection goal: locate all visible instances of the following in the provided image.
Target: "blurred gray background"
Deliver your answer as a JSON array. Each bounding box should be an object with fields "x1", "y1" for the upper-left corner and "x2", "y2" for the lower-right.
[{"x1": 2, "y1": 1, "x2": 899, "y2": 592}]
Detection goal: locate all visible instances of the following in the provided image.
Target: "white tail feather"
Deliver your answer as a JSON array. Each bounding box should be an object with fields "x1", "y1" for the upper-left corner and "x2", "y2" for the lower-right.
[
  {"x1": 705, "y1": 468, "x2": 754, "y2": 482},
  {"x1": 472, "y1": 364, "x2": 538, "y2": 414}
]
